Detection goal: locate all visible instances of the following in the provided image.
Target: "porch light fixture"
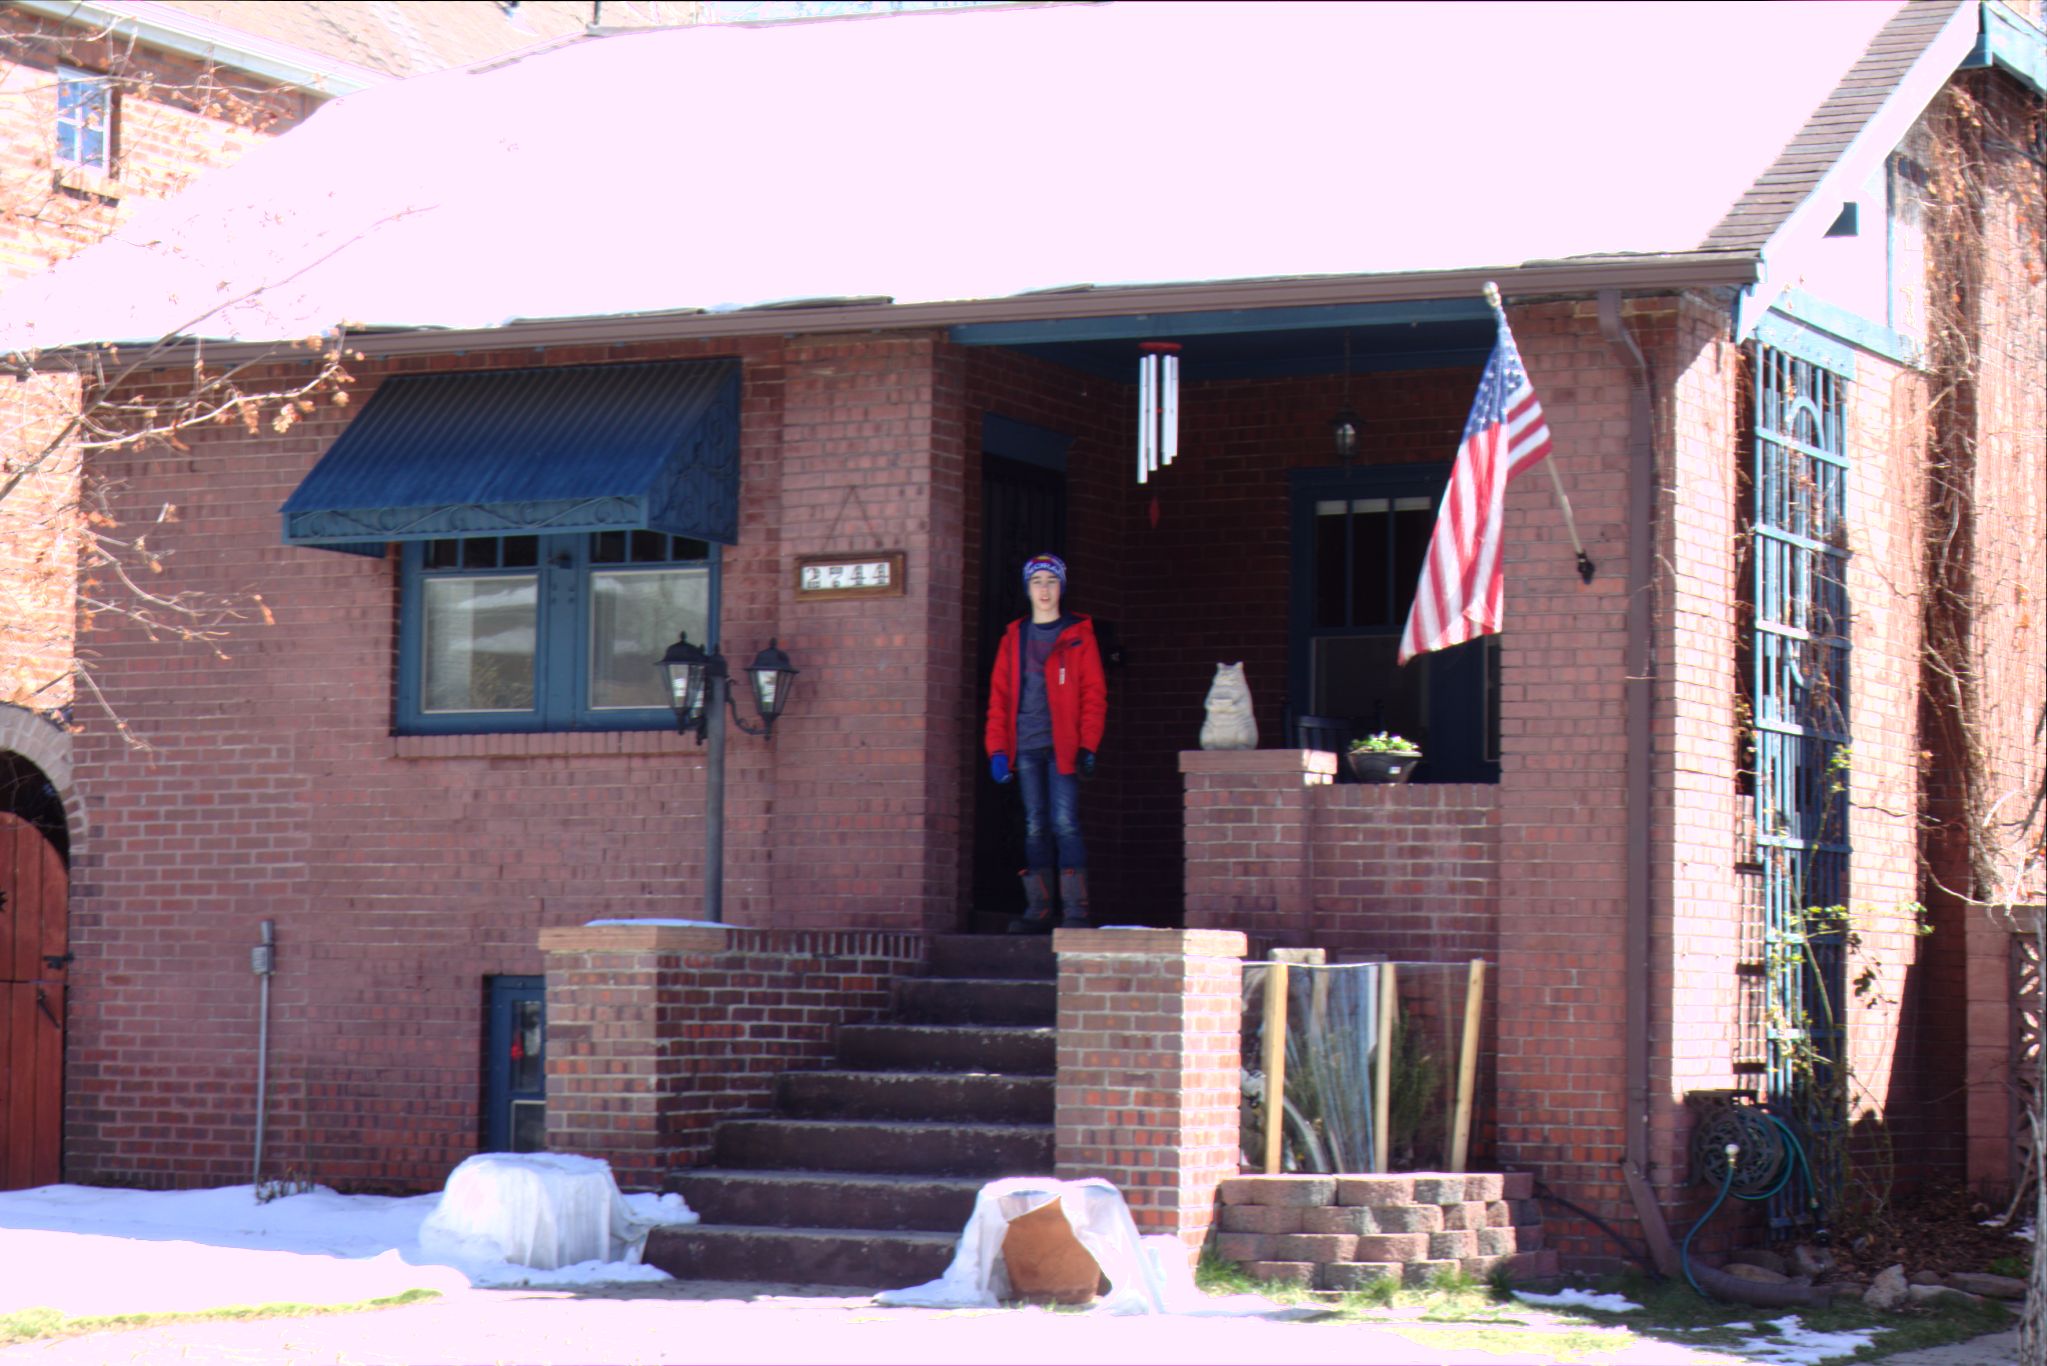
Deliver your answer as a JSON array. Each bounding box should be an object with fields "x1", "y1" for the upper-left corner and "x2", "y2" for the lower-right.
[
  {"x1": 657, "y1": 632, "x2": 801, "y2": 926},
  {"x1": 658, "y1": 632, "x2": 800, "y2": 742},
  {"x1": 1331, "y1": 330, "x2": 1360, "y2": 465},
  {"x1": 1330, "y1": 407, "x2": 1361, "y2": 464}
]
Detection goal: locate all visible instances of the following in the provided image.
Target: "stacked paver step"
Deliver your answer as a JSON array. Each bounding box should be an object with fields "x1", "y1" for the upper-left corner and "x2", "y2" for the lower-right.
[
  {"x1": 646, "y1": 934, "x2": 1056, "y2": 1290},
  {"x1": 1213, "y1": 1172, "x2": 1558, "y2": 1290}
]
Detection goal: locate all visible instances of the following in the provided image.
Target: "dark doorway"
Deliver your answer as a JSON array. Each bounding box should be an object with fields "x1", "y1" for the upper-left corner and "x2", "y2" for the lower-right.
[
  {"x1": 972, "y1": 453, "x2": 1067, "y2": 925},
  {"x1": 483, "y1": 975, "x2": 545, "y2": 1152}
]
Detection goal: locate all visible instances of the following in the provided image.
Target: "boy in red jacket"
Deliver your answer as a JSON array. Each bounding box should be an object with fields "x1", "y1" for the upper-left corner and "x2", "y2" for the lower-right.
[{"x1": 985, "y1": 553, "x2": 1107, "y2": 932}]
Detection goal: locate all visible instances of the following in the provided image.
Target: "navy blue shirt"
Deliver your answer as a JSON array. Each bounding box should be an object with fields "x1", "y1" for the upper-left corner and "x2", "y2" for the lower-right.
[{"x1": 1015, "y1": 619, "x2": 1062, "y2": 752}]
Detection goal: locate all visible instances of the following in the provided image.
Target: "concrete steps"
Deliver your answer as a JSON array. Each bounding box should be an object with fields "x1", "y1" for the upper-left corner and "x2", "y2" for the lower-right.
[{"x1": 647, "y1": 935, "x2": 1058, "y2": 1290}]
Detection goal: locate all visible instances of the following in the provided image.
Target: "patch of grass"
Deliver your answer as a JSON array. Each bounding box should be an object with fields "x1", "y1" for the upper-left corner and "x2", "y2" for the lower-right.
[
  {"x1": 0, "y1": 1288, "x2": 441, "y2": 1347},
  {"x1": 1986, "y1": 1254, "x2": 2029, "y2": 1279},
  {"x1": 1537, "y1": 1269, "x2": 2016, "y2": 1363},
  {"x1": 1196, "y1": 1256, "x2": 2016, "y2": 1363}
]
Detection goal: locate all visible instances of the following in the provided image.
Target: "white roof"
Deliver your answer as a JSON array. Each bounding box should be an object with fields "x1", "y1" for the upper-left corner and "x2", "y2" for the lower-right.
[{"x1": 0, "y1": 0, "x2": 1916, "y2": 353}]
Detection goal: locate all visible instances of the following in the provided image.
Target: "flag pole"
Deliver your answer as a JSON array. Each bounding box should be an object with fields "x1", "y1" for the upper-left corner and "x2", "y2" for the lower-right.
[{"x1": 1484, "y1": 282, "x2": 1595, "y2": 584}]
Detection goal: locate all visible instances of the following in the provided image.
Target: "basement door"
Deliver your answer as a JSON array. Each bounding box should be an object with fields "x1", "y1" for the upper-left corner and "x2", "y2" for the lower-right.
[{"x1": 1, "y1": 812, "x2": 67, "y2": 1190}]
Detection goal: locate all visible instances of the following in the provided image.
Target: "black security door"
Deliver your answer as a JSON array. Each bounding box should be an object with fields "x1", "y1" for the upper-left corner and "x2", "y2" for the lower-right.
[{"x1": 972, "y1": 455, "x2": 1066, "y2": 924}]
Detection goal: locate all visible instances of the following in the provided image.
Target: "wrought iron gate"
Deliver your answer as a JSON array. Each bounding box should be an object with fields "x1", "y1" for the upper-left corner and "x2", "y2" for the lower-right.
[{"x1": 1749, "y1": 344, "x2": 1851, "y2": 1230}]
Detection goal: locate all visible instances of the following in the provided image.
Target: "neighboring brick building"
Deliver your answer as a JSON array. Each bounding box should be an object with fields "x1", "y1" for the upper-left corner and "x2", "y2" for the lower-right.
[{"x1": 0, "y1": 0, "x2": 2039, "y2": 1275}]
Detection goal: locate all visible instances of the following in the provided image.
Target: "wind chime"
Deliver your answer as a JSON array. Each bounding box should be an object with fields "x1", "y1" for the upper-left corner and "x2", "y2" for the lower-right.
[{"x1": 1136, "y1": 340, "x2": 1180, "y2": 485}]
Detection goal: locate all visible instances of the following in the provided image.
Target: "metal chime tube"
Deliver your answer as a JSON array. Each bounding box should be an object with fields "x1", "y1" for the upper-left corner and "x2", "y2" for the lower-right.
[
  {"x1": 1137, "y1": 351, "x2": 1157, "y2": 484},
  {"x1": 1162, "y1": 350, "x2": 1179, "y2": 466}
]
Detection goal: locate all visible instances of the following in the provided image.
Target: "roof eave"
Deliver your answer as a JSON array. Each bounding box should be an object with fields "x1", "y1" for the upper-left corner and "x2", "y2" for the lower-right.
[
  {"x1": 12, "y1": 0, "x2": 388, "y2": 96},
  {"x1": 63, "y1": 253, "x2": 1757, "y2": 371}
]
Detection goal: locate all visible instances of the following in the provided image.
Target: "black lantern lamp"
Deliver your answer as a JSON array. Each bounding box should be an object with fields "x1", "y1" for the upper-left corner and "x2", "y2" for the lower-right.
[
  {"x1": 744, "y1": 638, "x2": 798, "y2": 739},
  {"x1": 658, "y1": 631, "x2": 799, "y2": 742},
  {"x1": 659, "y1": 631, "x2": 715, "y2": 738},
  {"x1": 1330, "y1": 330, "x2": 1361, "y2": 465},
  {"x1": 1330, "y1": 407, "x2": 1361, "y2": 464}
]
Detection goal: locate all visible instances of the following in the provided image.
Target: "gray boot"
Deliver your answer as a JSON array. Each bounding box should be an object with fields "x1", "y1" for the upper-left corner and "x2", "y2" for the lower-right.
[
  {"x1": 1058, "y1": 868, "x2": 1092, "y2": 928},
  {"x1": 1008, "y1": 868, "x2": 1057, "y2": 934}
]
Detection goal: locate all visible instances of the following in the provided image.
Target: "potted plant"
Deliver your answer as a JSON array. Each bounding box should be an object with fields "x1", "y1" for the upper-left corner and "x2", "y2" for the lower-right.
[{"x1": 1346, "y1": 731, "x2": 1421, "y2": 783}]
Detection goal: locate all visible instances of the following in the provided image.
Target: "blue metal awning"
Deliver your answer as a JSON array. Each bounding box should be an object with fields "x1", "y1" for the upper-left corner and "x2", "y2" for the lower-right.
[{"x1": 280, "y1": 359, "x2": 740, "y2": 555}]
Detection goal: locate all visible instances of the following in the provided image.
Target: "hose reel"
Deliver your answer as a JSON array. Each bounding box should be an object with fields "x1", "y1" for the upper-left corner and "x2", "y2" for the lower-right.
[{"x1": 1689, "y1": 1096, "x2": 1790, "y2": 1199}]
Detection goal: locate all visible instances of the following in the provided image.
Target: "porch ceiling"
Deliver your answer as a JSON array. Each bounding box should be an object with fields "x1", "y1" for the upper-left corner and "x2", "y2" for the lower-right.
[{"x1": 950, "y1": 300, "x2": 1497, "y2": 382}]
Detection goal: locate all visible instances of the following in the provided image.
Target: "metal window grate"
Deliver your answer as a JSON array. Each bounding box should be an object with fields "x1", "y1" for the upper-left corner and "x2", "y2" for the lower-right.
[{"x1": 1749, "y1": 344, "x2": 1852, "y2": 1233}]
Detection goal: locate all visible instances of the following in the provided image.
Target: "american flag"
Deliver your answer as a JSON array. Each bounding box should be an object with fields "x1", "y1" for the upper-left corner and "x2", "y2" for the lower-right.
[{"x1": 1397, "y1": 312, "x2": 1554, "y2": 665}]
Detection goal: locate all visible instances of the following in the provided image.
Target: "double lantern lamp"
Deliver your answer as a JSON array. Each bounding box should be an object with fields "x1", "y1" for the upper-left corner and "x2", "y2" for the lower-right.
[{"x1": 659, "y1": 633, "x2": 799, "y2": 741}]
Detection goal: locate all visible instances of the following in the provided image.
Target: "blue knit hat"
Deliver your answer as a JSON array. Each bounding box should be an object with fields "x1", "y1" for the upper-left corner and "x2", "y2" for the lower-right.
[{"x1": 1022, "y1": 554, "x2": 1066, "y2": 589}]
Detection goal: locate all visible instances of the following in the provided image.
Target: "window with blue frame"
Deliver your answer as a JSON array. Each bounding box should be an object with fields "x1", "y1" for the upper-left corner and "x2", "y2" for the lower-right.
[
  {"x1": 399, "y1": 530, "x2": 714, "y2": 733},
  {"x1": 56, "y1": 66, "x2": 113, "y2": 172},
  {"x1": 1287, "y1": 463, "x2": 1499, "y2": 782}
]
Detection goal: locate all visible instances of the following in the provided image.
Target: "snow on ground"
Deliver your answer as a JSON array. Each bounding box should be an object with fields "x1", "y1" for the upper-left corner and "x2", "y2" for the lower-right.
[
  {"x1": 1513, "y1": 1288, "x2": 1645, "y2": 1314},
  {"x1": 0, "y1": 1174, "x2": 700, "y2": 1319},
  {"x1": 1725, "y1": 1315, "x2": 1880, "y2": 1365}
]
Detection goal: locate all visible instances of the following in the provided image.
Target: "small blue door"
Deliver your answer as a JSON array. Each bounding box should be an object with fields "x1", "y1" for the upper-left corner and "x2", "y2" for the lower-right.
[{"x1": 483, "y1": 976, "x2": 545, "y2": 1152}]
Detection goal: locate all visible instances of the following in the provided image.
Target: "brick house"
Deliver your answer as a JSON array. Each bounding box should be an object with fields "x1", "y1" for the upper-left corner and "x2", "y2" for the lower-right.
[{"x1": 0, "y1": 0, "x2": 2039, "y2": 1276}]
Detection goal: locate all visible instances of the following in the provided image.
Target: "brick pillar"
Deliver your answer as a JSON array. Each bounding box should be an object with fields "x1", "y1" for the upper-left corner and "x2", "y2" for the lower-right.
[
  {"x1": 1053, "y1": 927, "x2": 1248, "y2": 1264},
  {"x1": 539, "y1": 921, "x2": 730, "y2": 1192},
  {"x1": 1181, "y1": 749, "x2": 1333, "y2": 944}
]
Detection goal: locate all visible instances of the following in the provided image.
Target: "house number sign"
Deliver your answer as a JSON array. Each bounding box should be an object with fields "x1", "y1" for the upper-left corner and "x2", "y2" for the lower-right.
[{"x1": 795, "y1": 551, "x2": 906, "y2": 600}]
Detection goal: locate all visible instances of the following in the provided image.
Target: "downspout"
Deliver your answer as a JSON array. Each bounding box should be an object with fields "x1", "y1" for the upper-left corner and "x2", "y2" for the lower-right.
[{"x1": 1597, "y1": 290, "x2": 1678, "y2": 1277}]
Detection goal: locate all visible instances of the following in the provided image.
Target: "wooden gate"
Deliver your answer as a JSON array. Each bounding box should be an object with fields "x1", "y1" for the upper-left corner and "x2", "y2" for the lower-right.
[{"x1": 1, "y1": 812, "x2": 67, "y2": 1190}]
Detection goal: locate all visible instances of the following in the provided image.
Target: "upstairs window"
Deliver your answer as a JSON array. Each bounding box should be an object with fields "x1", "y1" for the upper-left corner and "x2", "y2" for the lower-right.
[
  {"x1": 56, "y1": 67, "x2": 113, "y2": 173},
  {"x1": 399, "y1": 531, "x2": 714, "y2": 734}
]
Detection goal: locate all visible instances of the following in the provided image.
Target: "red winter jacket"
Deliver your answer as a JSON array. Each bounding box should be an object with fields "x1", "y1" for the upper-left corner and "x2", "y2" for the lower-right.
[{"x1": 984, "y1": 613, "x2": 1108, "y2": 776}]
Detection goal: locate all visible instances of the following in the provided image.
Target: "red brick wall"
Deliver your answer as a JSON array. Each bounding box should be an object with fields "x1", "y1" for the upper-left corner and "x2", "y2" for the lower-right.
[
  {"x1": 540, "y1": 923, "x2": 925, "y2": 1192},
  {"x1": 57, "y1": 329, "x2": 977, "y2": 1189}
]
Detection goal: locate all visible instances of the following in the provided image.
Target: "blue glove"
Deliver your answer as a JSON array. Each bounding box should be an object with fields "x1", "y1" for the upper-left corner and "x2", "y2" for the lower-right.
[
  {"x1": 990, "y1": 753, "x2": 1012, "y2": 784},
  {"x1": 1078, "y1": 749, "x2": 1096, "y2": 780}
]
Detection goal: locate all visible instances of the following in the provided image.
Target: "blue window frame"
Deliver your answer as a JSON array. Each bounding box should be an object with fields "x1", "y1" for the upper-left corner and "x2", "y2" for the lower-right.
[
  {"x1": 398, "y1": 530, "x2": 716, "y2": 733},
  {"x1": 1287, "y1": 463, "x2": 1498, "y2": 782},
  {"x1": 56, "y1": 67, "x2": 112, "y2": 172}
]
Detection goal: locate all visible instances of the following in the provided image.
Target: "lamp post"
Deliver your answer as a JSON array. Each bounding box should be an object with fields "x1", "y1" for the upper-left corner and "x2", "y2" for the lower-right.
[{"x1": 658, "y1": 632, "x2": 799, "y2": 923}]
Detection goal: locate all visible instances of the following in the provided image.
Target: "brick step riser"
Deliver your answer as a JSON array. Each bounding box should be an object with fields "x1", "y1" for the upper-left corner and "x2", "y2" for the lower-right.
[
  {"x1": 712, "y1": 1119, "x2": 1054, "y2": 1177},
  {"x1": 672, "y1": 1173, "x2": 981, "y2": 1232},
  {"x1": 835, "y1": 1024, "x2": 1055, "y2": 1075},
  {"x1": 645, "y1": 1226, "x2": 955, "y2": 1292},
  {"x1": 776, "y1": 1070, "x2": 1054, "y2": 1125},
  {"x1": 889, "y1": 977, "x2": 1056, "y2": 1027},
  {"x1": 924, "y1": 934, "x2": 1056, "y2": 981}
]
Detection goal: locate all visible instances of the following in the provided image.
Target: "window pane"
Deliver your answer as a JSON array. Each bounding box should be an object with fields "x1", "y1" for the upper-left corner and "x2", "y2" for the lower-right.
[
  {"x1": 592, "y1": 531, "x2": 626, "y2": 564},
  {"x1": 56, "y1": 70, "x2": 109, "y2": 171},
  {"x1": 502, "y1": 536, "x2": 539, "y2": 568},
  {"x1": 423, "y1": 576, "x2": 536, "y2": 712},
  {"x1": 510, "y1": 1000, "x2": 544, "y2": 1092},
  {"x1": 1311, "y1": 635, "x2": 1428, "y2": 740},
  {"x1": 1393, "y1": 499, "x2": 1434, "y2": 612},
  {"x1": 1351, "y1": 505, "x2": 1392, "y2": 627},
  {"x1": 1313, "y1": 504, "x2": 1346, "y2": 629},
  {"x1": 589, "y1": 567, "x2": 709, "y2": 709}
]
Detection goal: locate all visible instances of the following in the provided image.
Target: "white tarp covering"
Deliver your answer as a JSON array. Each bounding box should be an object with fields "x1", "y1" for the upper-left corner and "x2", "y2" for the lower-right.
[
  {"x1": 0, "y1": 1, "x2": 1908, "y2": 353},
  {"x1": 418, "y1": 1153, "x2": 667, "y2": 1272},
  {"x1": 878, "y1": 1177, "x2": 1294, "y2": 1318}
]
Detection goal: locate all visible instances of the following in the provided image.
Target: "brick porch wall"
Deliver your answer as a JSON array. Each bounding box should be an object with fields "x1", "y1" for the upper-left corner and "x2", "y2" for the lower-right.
[{"x1": 539, "y1": 922, "x2": 926, "y2": 1192}]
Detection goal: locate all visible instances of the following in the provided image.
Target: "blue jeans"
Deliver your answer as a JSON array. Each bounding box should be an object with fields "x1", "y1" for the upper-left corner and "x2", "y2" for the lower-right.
[{"x1": 1015, "y1": 748, "x2": 1085, "y2": 872}]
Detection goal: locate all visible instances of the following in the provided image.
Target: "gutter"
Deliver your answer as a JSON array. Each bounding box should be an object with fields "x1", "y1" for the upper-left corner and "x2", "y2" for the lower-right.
[
  {"x1": 33, "y1": 253, "x2": 1761, "y2": 370},
  {"x1": 1597, "y1": 288, "x2": 1680, "y2": 1278},
  {"x1": 13, "y1": 0, "x2": 388, "y2": 97}
]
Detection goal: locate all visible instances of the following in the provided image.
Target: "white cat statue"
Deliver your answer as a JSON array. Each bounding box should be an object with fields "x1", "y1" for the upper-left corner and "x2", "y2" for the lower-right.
[{"x1": 1199, "y1": 662, "x2": 1259, "y2": 751}]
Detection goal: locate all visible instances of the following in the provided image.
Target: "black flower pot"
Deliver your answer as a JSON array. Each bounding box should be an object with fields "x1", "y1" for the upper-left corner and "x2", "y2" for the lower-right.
[{"x1": 1346, "y1": 749, "x2": 1421, "y2": 783}]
